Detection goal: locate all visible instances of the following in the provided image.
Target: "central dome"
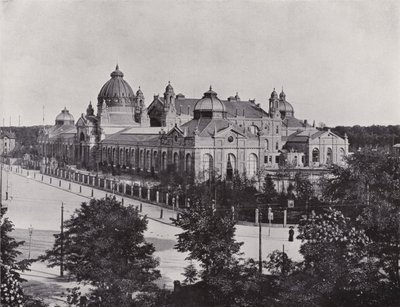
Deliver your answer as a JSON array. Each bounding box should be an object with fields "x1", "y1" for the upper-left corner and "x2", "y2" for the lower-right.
[{"x1": 98, "y1": 65, "x2": 135, "y2": 100}]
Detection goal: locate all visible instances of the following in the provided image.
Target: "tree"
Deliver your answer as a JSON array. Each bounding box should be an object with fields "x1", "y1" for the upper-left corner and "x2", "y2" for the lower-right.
[
  {"x1": 1, "y1": 207, "x2": 32, "y2": 279},
  {"x1": 172, "y1": 199, "x2": 279, "y2": 307},
  {"x1": 279, "y1": 208, "x2": 381, "y2": 307},
  {"x1": 294, "y1": 172, "x2": 314, "y2": 203},
  {"x1": 262, "y1": 174, "x2": 278, "y2": 204},
  {"x1": 1, "y1": 207, "x2": 37, "y2": 306},
  {"x1": 172, "y1": 201, "x2": 247, "y2": 305},
  {"x1": 40, "y1": 197, "x2": 160, "y2": 306}
]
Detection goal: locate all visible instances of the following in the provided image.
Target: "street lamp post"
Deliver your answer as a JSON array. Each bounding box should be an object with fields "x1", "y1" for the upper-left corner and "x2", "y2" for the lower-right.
[{"x1": 28, "y1": 225, "x2": 33, "y2": 259}]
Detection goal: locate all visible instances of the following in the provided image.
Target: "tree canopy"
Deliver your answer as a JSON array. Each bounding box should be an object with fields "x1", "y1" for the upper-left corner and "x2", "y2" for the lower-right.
[{"x1": 40, "y1": 197, "x2": 161, "y2": 306}]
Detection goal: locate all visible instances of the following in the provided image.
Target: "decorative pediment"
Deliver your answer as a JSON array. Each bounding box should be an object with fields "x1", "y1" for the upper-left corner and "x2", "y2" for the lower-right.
[
  {"x1": 214, "y1": 125, "x2": 247, "y2": 139},
  {"x1": 76, "y1": 116, "x2": 88, "y2": 127},
  {"x1": 166, "y1": 125, "x2": 184, "y2": 137}
]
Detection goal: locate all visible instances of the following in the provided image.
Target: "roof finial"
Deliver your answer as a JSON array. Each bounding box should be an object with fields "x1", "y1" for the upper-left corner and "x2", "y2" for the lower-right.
[
  {"x1": 116, "y1": 63, "x2": 119, "y2": 70},
  {"x1": 209, "y1": 85, "x2": 212, "y2": 91},
  {"x1": 168, "y1": 81, "x2": 171, "y2": 85}
]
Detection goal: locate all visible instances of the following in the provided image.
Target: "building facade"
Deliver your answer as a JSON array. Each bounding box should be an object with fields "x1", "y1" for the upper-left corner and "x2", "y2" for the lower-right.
[
  {"x1": 0, "y1": 130, "x2": 16, "y2": 155},
  {"x1": 38, "y1": 65, "x2": 349, "y2": 180}
]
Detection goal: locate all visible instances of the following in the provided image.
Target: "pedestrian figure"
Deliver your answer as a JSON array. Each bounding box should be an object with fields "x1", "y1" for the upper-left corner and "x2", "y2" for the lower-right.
[{"x1": 288, "y1": 226, "x2": 294, "y2": 242}]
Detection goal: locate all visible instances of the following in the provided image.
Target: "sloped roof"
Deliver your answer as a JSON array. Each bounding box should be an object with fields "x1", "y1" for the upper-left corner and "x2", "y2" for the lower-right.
[
  {"x1": 283, "y1": 117, "x2": 312, "y2": 128},
  {"x1": 107, "y1": 113, "x2": 139, "y2": 125},
  {"x1": 285, "y1": 129, "x2": 343, "y2": 144},
  {"x1": 181, "y1": 117, "x2": 251, "y2": 138},
  {"x1": 47, "y1": 124, "x2": 77, "y2": 140},
  {"x1": 101, "y1": 127, "x2": 159, "y2": 146}
]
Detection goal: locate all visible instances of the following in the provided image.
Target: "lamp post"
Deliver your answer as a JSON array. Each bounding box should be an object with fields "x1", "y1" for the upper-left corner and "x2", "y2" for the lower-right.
[{"x1": 28, "y1": 225, "x2": 33, "y2": 259}]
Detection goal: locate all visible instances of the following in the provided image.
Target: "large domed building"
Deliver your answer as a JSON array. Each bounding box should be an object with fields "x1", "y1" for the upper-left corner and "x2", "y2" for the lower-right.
[{"x1": 38, "y1": 65, "x2": 349, "y2": 183}]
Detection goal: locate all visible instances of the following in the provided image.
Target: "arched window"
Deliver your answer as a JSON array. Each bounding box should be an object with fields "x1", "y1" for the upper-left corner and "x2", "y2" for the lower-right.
[
  {"x1": 130, "y1": 149, "x2": 135, "y2": 166},
  {"x1": 80, "y1": 132, "x2": 85, "y2": 142},
  {"x1": 162, "y1": 152, "x2": 167, "y2": 171},
  {"x1": 326, "y1": 147, "x2": 332, "y2": 165},
  {"x1": 112, "y1": 148, "x2": 117, "y2": 164},
  {"x1": 140, "y1": 150, "x2": 144, "y2": 168},
  {"x1": 185, "y1": 153, "x2": 192, "y2": 173},
  {"x1": 312, "y1": 148, "x2": 320, "y2": 163},
  {"x1": 125, "y1": 149, "x2": 129, "y2": 166},
  {"x1": 247, "y1": 153, "x2": 258, "y2": 177},
  {"x1": 203, "y1": 154, "x2": 213, "y2": 180},
  {"x1": 265, "y1": 139, "x2": 269, "y2": 151},
  {"x1": 226, "y1": 153, "x2": 236, "y2": 181},
  {"x1": 119, "y1": 148, "x2": 123, "y2": 165},
  {"x1": 174, "y1": 152, "x2": 179, "y2": 172},
  {"x1": 146, "y1": 151, "x2": 151, "y2": 171},
  {"x1": 153, "y1": 151, "x2": 158, "y2": 171},
  {"x1": 107, "y1": 148, "x2": 112, "y2": 163}
]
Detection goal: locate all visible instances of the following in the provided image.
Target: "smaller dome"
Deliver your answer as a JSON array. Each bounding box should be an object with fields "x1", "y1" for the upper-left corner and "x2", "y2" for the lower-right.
[
  {"x1": 56, "y1": 107, "x2": 74, "y2": 125},
  {"x1": 194, "y1": 86, "x2": 225, "y2": 115},
  {"x1": 166, "y1": 81, "x2": 173, "y2": 91},
  {"x1": 270, "y1": 88, "x2": 278, "y2": 99}
]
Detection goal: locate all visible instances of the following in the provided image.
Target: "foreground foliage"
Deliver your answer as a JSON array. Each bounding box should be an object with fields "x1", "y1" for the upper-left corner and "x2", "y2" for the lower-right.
[{"x1": 40, "y1": 197, "x2": 161, "y2": 306}]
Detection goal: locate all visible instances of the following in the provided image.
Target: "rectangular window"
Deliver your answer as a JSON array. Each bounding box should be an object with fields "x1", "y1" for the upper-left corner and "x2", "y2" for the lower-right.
[
  {"x1": 275, "y1": 156, "x2": 279, "y2": 164},
  {"x1": 269, "y1": 156, "x2": 272, "y2": 163},
  {"x1": 264, "y1": 156, "x2": 268, "y2": 163},
  {"x1": 276, "y1": 126, "x2": 279, "y2": 134},
  {"x1": 275, "y1": 142, "x2": 279, "y2": 150}
]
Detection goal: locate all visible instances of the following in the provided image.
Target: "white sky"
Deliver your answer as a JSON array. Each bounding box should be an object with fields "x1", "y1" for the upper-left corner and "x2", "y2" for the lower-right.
[{"x1": 1, "y1": 0, "x2": 399, "y2": 127}]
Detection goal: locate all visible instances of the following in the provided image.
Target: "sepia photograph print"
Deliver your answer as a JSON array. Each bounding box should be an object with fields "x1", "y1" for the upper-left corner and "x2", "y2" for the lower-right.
[{"x1": 1, "y1": 0, "x2": 399, "y2": 306}]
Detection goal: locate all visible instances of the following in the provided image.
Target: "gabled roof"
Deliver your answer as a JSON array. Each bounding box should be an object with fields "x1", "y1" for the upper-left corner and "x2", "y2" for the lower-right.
[
  {"x1": 0, "y1": 131, "x2": 16, "y2": 139},
  {"x1": 166, "y1": 125, "x2": 184, "y2": 136}
]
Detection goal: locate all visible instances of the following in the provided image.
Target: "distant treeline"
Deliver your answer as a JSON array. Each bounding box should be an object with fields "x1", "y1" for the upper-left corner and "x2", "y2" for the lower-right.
[{"x1": 331, "y1": 125, "x2": 400, "y2": 151}]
